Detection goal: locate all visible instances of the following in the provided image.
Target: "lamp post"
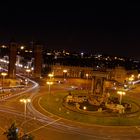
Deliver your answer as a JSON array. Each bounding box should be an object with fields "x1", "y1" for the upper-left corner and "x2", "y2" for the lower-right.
[
  {"x1": 63, "y1": 70, "x2": 67, "y2": 80},
  {"x1": 117, "y1": 91, "x2": 125, "y2": 105},
  {"x1": 20, "y1": 98, "x2": 31, "y2": 120},
  {"x1": 91, "y1": 77, "x2": 94, "y2": 94},
  {"x1": 1, "y1": 72, "x2": 7, "y2": 91},
  {"x1": 46, "y1": 81, "x2": 53, "y2": 94},
  {"x1": 138, "y1": 74, "x2": 140, "y2": 79},
  {"x1": 48, "y1": 73, "x2": 54, "y2": 80},
  {"x1": 20, "y1": 98, "x2": 31, "y2": 134},
  {"x1": 25, "y1": 79, "x2": 29, "y2": 86},
  {"x1": 86, "y1": 73, "x2": 89, "y2": 90},
  {"x1": 26, "y1": 69, "x2": 31, "y2": 77}
]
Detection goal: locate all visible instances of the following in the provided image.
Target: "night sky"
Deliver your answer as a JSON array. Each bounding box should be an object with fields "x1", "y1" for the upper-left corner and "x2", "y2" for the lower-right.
[{"x1": 0, "y1": 3, "x2": 140, "y2": 59}]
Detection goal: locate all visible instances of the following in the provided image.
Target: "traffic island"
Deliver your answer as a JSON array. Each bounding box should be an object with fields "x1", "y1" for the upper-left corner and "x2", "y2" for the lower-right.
[{"x1": 38, "y1": 91, "x2": 140, "y2": 126}]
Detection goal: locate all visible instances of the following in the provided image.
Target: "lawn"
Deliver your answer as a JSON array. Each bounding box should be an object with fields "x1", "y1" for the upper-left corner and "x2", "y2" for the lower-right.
[{"x1": 39, "y1": 90, "x2": 140, "y2": 126}]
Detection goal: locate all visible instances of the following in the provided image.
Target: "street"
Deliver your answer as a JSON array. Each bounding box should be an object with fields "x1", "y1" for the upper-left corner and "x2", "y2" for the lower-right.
[{"x1": 0, "y1": 78, "x2": 140, "y2": 139}]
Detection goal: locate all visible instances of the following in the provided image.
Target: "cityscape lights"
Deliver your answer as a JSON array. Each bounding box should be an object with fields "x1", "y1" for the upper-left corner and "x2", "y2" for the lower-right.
[{"x1": 117, "y1": 91, "x2": 126, "y2": 105}]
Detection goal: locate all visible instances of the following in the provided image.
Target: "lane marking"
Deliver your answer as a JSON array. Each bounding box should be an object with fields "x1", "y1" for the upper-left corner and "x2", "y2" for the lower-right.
[
  {"x1": 20, "y1": 117, "x2": 36, "y2": 127},
  {"x1": 37, "y1": 97, "x2": 61, "y2": 118},
  {"x1": 27, "y1": 118, "x2": 61, "y2": 134},
  {"x1": 0, "y1": 126, "x2": 5, "y2": 132},
  {"x1": 136, "y1": 126, "x2": 140, "y2": 131}
]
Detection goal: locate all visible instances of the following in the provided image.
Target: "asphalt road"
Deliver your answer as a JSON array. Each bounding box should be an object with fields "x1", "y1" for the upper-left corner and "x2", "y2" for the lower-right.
[{"x1": 0, "y1": 78, "x2": 140, "y2": 140}]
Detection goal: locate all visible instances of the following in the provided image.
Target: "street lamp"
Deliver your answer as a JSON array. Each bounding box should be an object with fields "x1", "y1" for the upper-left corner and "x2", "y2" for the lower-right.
[
  {"x1": 138, "y1": 74, "x2": 140, "y2": 79},
  {"x1": 20, "y1": 46, "x2": 25, "y2": 50},
  {"x1": 117, "y1": 91, "x2": 125, "y2": 105},
  {"x1": 48, "y1": 73, "x2": 54, "y2": 80},
  {"x1": 20, "y1": 98, "x2": 31, "y2": 120},
  {"x1": 86, "y1": 73, "x2": 89, "y2": 90},
  {"x1": 25, "y1": 79, "x2": 29, "y2": 86},
  {"x1": 26, "y1": 69, "x2": 31, "y2": 77},
  {"x1": 63, "y1": 70, "x2": 67, "y2": 80},
  {"x1": 20, "y1": 98, "x2": 31, "y2": 134},
  {"x1": 46, "y1": 81, "x2": 53, "y2": 94},
  {"x1": 1, "y1": 72, "x2": 7, "y2": 90}
]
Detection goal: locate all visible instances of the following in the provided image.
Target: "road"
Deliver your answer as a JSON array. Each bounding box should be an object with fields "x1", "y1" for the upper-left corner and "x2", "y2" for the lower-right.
[{"x1": 0, "y1": 78, "x2": 140, "y2": 139}]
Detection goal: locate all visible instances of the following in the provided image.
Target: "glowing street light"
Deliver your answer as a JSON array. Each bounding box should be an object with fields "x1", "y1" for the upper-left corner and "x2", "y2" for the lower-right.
[
  {"x1": 48, "y1": 73, "x2": 54, "y2": 80},
  {"x1": 117, "y1": 91, "x2": 126, "y2": 105},
  {"x1": 86, "y1": 73, "x2": 89, "y2": 78},
  {"x1": 26, "y1": 69, "x2": 31, "y2": 77},
  {"x1": 63, "y1": 70, "x2": 67, "y2": 80},
  {"x1": 86, "y1": 74, "x2": 89, "y2": 83},
  {"x1": 63, "y1": 69, "x2": 67, "y2": 73},
  {"x1": 25, "y1": 79, "x2": 29, "y2": 86},
  {"x1": 46, "y1": 81, "x2": 53, "y2": 94},
  {"x1": 86, "y1": 74, "x2": 89, "y2": 90},
  {"x1": 129, "y1": 75, "x2": 135, "y2": 81},
  {"x1": 83, "y1": 106, "x2": 87, "y2": 110},
  {"x1": 20, "y1": 46, "x2": 25, "y2": 50},
  {"x1": 20, "y1": 98, "x2": 31, "y2": 120},
  {"x1": 20, "y1": 98, "x2": 31, "y2": 133},
  {"x1": 131, "y1": 74, "x2": 134, "y2": 78},
  {"x1": 1, "y1": 72, "x2": 7, "y2": 90},
  {"x1": 1, "y1": 72, "x2": 7, "y2": 77}
]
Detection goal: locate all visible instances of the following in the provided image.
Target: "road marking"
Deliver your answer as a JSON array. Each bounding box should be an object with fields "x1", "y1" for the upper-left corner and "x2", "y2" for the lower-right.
[
  {"x1": 27, "y1": 118, "x2": 61, "y2": 134},
  {"x1": 20, "y1": 117, "x2": 36, "y2": 127},
  {"x1": 38, "y1": 97, "x2": 60, "y2": 118},
  {"x1": 135, "y1": 126, "x2": 140, "y2": 131},
  {"x1": 0, "y1": 126, "x2": 5, "y2": 132}
]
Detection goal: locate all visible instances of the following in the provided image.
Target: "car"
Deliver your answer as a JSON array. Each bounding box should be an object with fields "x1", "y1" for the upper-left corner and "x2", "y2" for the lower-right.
[{"x1": 56, "y1": 80, "x2": 64, "y2": 84}]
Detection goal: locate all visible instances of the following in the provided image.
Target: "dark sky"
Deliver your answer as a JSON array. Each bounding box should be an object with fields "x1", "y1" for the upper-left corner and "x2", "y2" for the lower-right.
[{"x1": 0, "y1": 3, "x2": 140, "y2": 59}]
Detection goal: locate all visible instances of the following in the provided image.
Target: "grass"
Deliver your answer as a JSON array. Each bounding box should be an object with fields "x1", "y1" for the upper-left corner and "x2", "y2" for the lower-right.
[{"x1": 40, "y1": 90, "x2": 140, "y2": 126}]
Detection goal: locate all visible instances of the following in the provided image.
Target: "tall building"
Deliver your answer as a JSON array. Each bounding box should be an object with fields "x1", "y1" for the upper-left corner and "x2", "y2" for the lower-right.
[
  {"x1": 34, "y1": 44, "x2": 42, "y2": 78},
  {"x1": 113, "y1": 67, "x2": 127, "y2": 83},
  {"x1": 8, "y1": 42, "x2": 17, "y2": 78}
]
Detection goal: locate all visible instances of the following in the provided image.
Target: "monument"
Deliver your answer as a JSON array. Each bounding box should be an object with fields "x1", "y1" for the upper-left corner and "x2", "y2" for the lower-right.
[{"x1": 8, "y1": 42, "x2": 17, "y2": 78}]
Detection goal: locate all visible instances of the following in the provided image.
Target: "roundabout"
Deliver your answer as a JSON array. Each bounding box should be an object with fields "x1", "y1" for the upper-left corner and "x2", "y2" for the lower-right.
[
  {"x1": 1, "y1": 76, "x2": 140, "y2": 140},
  {"x1": 35, "y1": 79, "x2": 140, "y2": 126},
  {"x1": 37, "y1": 91, "x2": 140, "y2": 126},
  {"x1": 29, "y1": 79, "x2": 140, "y2": 139}
]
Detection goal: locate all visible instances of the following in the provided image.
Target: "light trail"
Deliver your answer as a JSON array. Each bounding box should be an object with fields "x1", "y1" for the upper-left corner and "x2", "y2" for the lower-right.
[{"x1": 0, "y1": 66, "x2": 140, "y2": 139}]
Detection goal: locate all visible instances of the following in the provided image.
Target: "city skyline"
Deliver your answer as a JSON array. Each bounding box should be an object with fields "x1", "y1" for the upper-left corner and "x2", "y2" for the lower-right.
[
  {"x1": 0, "y1": 3, "x2": 140, "y2": 59},
  {"x1": 1, "y1": 3, "x2": 140, "y2": 139}
]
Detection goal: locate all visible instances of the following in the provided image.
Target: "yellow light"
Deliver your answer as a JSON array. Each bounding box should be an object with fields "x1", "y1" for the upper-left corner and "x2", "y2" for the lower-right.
[
  {"x1": 1, "y1": 45, "x2": 6, "y2": 48},
  {"x1": 117, "y1": 91, "x2": 126, "y2": 104},
  {"x1": 20, "y1": 98, "x2": 31, "y2": 103},
  {"x1": 129, "y1": 77, "x2": 134, "y2": 81},
  {"x1": 27, "y1": 99, "x2": 31, "y2": 102},
  {"x1": 131, "y1": 75, "x2": 134, "y2": 78},
  {"x1": 20, "y1": 46, "x2": 24, "y2": 50},
  {"x1": 26, "y1": 69, "x2": 31, "y2": 72},
  {"x1": 1, "y1": 72, "x2": 7, "y2": 76},
  {"x1": 46, "y1": 81, "x2": 53, "y2": 85},
  {"x1": 63, "y1": 70, "x2": 67, "y2": 73},
  {"x1": 48, "y1": 73, "x2": 54, "y2": 78},
  {"x1": 83, "y1": 106, "x2": 87, "y2": 110},
  {"x1": 117, "y1": 91, "x2": 125, "y2": 95}
]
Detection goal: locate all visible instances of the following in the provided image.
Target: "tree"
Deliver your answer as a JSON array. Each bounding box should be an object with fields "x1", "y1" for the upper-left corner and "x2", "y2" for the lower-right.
[
  {"x1": 4, "y1": 122, "x2": 18, "y2": 140},
  {"x1": 4, "y1": 122, "x2": 34, "y2": 140}
]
